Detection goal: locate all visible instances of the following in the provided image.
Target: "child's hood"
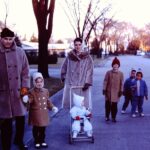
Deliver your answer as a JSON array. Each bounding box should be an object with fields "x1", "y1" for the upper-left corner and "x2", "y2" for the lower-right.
[{"x1": 73, "y1": 93, "x2": 84, "y2": 107}]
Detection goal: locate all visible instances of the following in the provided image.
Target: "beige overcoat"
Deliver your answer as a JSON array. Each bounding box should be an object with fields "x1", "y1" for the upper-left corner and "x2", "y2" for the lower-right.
[
  {"x1": 28, "y1": 88, "x2": 53, "y2": 127},
  {"x1": 103, "y1": 70, "x2": 124, "y2": 102},
  {"x1": 61, "y1": 50, "x2": 93, "y2": 109}
]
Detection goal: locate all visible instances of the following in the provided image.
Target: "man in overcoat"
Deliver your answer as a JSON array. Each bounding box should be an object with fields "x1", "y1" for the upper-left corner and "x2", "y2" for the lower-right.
[
  {"x1": 0, "y1": 28, "x2": 30, "y2": 150},
  {"x1": 61, "y1": 38, "x2": 93, "y2": 109}
]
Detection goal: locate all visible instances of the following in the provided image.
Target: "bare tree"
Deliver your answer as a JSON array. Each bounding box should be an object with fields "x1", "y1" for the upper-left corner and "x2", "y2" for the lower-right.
[
  {"x1": 60, "y1": 0, "x2": 111, "y2": 43},
  {"x1": 92, "y1": 17, "x2": 115, "y2": 57},
  {"x1": 32, "y1": 0, "x2": 56, "y2": 77}
]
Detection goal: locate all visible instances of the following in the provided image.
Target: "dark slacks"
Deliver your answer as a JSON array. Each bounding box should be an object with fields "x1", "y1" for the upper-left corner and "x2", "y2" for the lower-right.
[
  {"x1": 0, "y1": 116, "x2": 25, "y2": 150},
  {"x1": 105, "y1": 100, "x2": 118, "y2": 119},
  {"x1": 32, "y1": 126, "x2": 46, "y2": 144},
  {"x1": 122, "y1": 95, "x2": 132, "y2": 111}
]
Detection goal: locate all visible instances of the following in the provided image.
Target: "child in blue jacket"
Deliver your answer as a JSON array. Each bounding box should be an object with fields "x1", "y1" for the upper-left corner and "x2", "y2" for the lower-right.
[{"x1": 131, "y1": 71, "x2": 148, "y2": 117}]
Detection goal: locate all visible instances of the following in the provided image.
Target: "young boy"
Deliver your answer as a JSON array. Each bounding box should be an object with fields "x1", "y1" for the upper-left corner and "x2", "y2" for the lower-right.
[
  {"x1": 131, "y1": 70, "x2": 148, "y2": 117},
  {"x1": 121, "y1": 68, "x2": 136, "y2": 114},
  {"x1": 23, "y1": 72, "x2": 58, "y2": 149}
]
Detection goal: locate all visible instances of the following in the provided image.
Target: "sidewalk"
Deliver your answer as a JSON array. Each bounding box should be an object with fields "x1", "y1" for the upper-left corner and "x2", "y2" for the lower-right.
[{"x1": 11, "y1": 56, "x2": 109, "y2": 149}]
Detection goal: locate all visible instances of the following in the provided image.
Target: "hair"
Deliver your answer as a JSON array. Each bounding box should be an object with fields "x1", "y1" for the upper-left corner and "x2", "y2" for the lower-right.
[
  {"x1": 136, "y1": 72, "x2": 143, "y2": 78},
  {"x1": 74, "y1": 37, "x2": 82, "y2": 44},
  {"x1": 131, "y1": 69, "x2": 136, "y2": 73}
]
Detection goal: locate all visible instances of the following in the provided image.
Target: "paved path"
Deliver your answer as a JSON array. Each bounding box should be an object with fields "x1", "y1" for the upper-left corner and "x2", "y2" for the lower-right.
[{"x1": 11, "y1": 55, "x2": 150, "y2": 150}]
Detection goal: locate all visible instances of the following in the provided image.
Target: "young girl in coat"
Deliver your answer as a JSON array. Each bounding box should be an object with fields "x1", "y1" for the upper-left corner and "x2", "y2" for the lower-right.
[
  {"x1": 23, "y1": 72, "x2": 58, "y2": 149},
  {"x1": 70, "y1": 93, "x2": 93, "y2": 138},
  {"x1": 131, "y1": 70, "x2": 148, "y2": 117}
]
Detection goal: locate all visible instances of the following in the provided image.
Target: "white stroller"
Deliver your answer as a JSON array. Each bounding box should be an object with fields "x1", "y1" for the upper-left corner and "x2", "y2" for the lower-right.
[{"x1": 69, "y1": 86, "x2": 94, "y2": 144}]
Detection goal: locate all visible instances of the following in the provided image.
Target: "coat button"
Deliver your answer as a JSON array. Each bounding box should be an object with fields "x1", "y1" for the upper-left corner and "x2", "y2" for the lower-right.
[
  {"x1": 16, "y1": 77, "x2": 18, "y2": 80},
  {"x1": 9, "y1": 78, "x2": 11, "y2": 80}
]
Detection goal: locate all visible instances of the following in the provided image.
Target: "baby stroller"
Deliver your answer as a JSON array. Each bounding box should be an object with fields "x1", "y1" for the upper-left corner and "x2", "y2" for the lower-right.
[{"x1": 69, "y1": 86, "x2": 94, "y2": 144}]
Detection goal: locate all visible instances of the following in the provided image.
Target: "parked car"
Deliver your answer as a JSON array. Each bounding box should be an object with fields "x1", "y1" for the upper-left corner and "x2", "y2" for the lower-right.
[{"x1": 136, "y1": 50, "x2": 145, "y2": 56}]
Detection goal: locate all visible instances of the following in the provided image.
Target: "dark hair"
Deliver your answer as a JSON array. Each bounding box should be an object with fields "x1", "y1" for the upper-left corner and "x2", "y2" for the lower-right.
[
  {"x1": 131, "y1": 69, "x2": 136, "y2": 73},
  {"x1": 74, "y1": 37, "x2": 82, "y2": 44},
  {"x1": 136, "y1": 72, "x2": 143, "y2": 78}
]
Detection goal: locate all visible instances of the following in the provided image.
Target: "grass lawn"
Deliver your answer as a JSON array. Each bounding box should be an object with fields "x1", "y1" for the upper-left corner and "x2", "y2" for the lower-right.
[{"x1": 30, "y1": 56, "x2": 108, "y2": 96}]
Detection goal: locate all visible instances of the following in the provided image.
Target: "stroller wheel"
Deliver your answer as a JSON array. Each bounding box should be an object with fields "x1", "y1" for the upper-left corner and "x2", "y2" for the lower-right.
[
  {"x1": 91, "y1": 136, "x2": 94, "y2": 143},
  {"x1": 69, "y1": 134, "x2": 73, "y2": 144}
]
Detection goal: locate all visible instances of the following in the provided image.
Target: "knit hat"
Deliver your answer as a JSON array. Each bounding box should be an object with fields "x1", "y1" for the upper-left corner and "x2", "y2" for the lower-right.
[
  {"x1": 112, "y1": 57, "x2": 120, "y2": 67},
  {"x1": 32, "y1": 72, "x2": 44, "y2": 87},
  {"x1": 1, "y1": 28, "x2": 14, "y2": 38},
  {"x1": 136, "y1": 68, "x2": 143, "y2": 77}
]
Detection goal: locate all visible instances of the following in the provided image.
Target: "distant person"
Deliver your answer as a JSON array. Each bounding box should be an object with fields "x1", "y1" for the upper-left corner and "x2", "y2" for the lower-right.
[
  {"x1": 121, "y1": 69, "x2": 136, "y2": 114},
  {"x1": 103, "y1": 57, "x2": 124, "y2": 122},
  {"x1": 23, "y1": 72, "x2": 58, "y2": 149},
  {"x1": 61, "y1": 38, "x2": 93, "y2": 109},
  {"x1": 131, "y1": 70, "x2": 148, "y2": 117},
  {"x1": 0, "y1": 27, "x2": 30, "y2": 150}
]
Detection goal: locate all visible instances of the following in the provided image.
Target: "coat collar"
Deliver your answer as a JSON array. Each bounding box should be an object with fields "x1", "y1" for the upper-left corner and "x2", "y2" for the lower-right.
[
  {"x1": 68, "y1": 49, "x2": 89, "y2": 61},
  {"x1": 0, "y1": 41, "x2": 17, "y2": 53},
  {"x1": 33, "y1": 87, "x2": 45, "y2": 93}
]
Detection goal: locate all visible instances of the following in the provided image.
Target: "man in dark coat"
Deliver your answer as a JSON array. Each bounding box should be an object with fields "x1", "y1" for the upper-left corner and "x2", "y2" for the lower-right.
[{"x1": 0, "y1": 28, "x2": 30, "y2": 150}]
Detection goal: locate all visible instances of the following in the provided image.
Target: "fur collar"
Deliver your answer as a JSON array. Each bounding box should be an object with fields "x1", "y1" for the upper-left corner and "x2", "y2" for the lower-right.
[{"x1": 68, "y1": 49, "x2": 89, "y2": 61}]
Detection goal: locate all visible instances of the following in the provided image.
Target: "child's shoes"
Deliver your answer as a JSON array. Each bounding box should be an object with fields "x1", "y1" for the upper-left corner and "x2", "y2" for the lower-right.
[
  {"x1": 41, "y1": 142, "x2": 48, "y2": 148},
  {"x1": 34, "y1": 143, "x2": 40, "y2": 149}
]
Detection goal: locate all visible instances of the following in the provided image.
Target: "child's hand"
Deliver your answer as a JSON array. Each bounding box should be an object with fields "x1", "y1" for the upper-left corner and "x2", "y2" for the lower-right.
[
  {"x1": 22, "y1": 95, "x2": 29, "y2": 103},
  {"x1": 87, "y1": 113, "x2": 92, "y2": 118},
  {"x1": 52, "y1": 106, "x2": 58, "y2": 113},
  {"x1": 75, "y1": 116, "x2": 80, "y2": 120}
]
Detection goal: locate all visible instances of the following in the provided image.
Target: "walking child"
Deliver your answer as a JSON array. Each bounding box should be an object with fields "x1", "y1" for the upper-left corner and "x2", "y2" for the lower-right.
[
  {"x1": 121, "y1": 68, "x2": 136, "y2": 114},
  {"x1": 131, "y1": 70, "x2": 148, "y2": 117},
  {"x1": 103, "y1": 57, "x2": 124, "y2": 122},
  {"x1": 23, "y1": 72, "x2": 58, "y2": 149}
]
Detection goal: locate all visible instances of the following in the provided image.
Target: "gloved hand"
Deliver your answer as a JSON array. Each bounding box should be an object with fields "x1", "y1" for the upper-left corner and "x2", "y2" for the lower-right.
[
  {"x1": 22, "y1": 95, "x2": 29, "y2": 103},
  {"x1": 118, "y1": 91, "x2": 123, "y2": 97},
  {"x1": 86, "y1": 113, "x2": 92, "y2": 118},
  {"x1": 61, "y1": 78, "x2": 65, "y2": 83},
  {"x1": 145, "y1": 96, "x2": 148, "y2": 100},
  {"x1": 82, "y1": 83, "x2": 90, "y2": 91},
  {"x1": 75, "y1": 116, "x2": 80, "y2": 120},
  {"x1": 52, "y1": 106, "x2": 58, "y2": 113},
  {"x1": 20, "y1": 87, "x2": 28, "y2": 97},
  {"x1": 103, "y1": 90, "x2": 106, "y2": 95}
]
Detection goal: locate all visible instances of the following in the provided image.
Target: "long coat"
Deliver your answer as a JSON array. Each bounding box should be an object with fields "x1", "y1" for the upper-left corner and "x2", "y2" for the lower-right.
[
  {"x1": 0, "y1": 41, "x2": 30, "y2": 118},
  {"x1": 28, "y1": 88, "x2": 54, "y2": 127},
  {"x1": 103, "y1": 70, "x2": 124, "y2": 102},
  {"x1": 61, "y1": 50, "x2": 93, "y2": 109}
]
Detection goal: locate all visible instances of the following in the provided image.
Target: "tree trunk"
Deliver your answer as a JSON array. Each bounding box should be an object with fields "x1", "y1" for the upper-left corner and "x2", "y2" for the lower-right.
[{"x1": 38, "y1": 31, "x2": 49, "y2": 78}]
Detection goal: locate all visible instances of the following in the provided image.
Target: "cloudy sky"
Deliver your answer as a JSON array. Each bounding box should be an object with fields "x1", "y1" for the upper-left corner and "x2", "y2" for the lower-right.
[{"x1": 0, "y1": 0, "x2": 150, "y2": 39}]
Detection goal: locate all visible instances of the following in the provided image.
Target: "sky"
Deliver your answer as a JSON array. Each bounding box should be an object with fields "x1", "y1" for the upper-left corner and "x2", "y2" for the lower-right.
[{"x1": 0, "y1": 0, "x2": 150, "y2": 40}]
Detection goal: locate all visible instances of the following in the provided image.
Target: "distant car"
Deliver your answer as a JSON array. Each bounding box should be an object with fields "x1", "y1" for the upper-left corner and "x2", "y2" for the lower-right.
[{"x1": 136, "y1": 50, "x2": 145, "y2": 56}]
